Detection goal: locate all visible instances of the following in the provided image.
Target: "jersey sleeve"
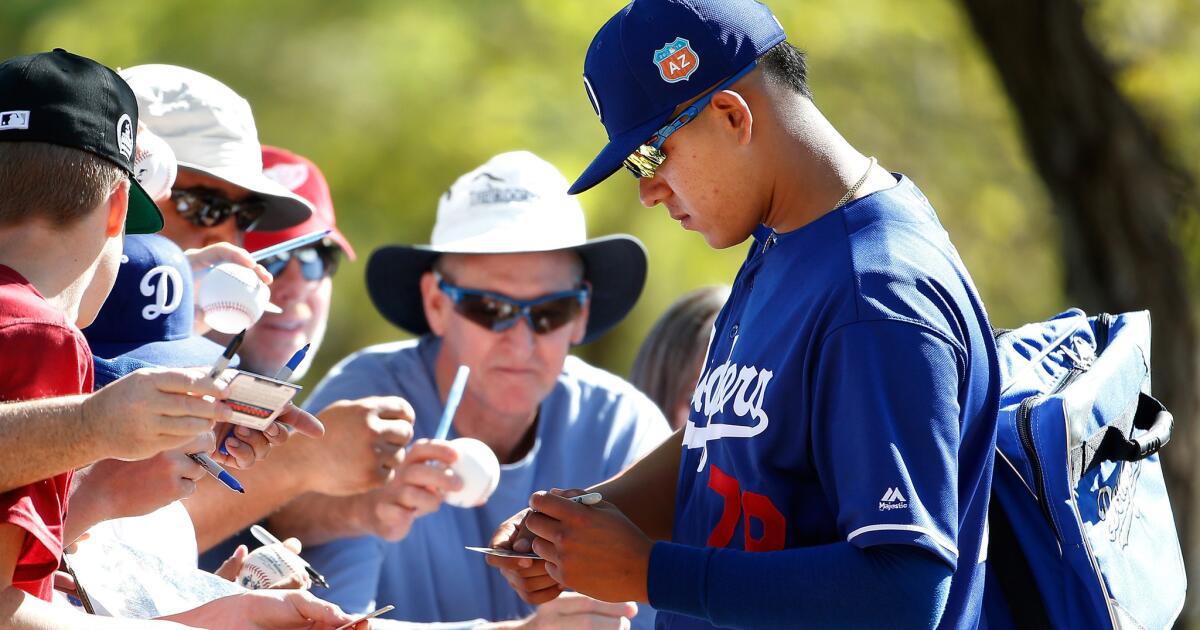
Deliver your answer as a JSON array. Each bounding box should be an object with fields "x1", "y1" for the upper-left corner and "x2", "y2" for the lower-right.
[{"x1": 810, "y1": 318, "x2": 964, "y2": 568}]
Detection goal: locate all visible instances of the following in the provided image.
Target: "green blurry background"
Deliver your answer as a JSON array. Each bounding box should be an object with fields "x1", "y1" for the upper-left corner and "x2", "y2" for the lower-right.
[{"x1": 3, "y1": 0, "x2": 1199, "y2": 621}]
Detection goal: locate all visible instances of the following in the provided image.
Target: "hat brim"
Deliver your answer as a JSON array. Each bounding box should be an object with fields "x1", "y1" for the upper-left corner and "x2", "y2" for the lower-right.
[
  {"x1": 366, "y1": 235, "x2": 647, "y2": 344},
  {"x1": 125, "y1": 177, "x2": 165, "y2": 234},
  {"x1": 568, "y1": 108, "x2": 674, "y2": 195},
  {"x1": 90, "y1": 333, "x2": 238, "y2": 369},
  {"x1": 177, "y1": 163, "x2": 314, "y2": 231}
]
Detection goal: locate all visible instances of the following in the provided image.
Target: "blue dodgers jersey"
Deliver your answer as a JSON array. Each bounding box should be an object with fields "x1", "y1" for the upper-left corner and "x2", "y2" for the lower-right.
[{"x1": 658, "y1": 175, "x2": 999, "y2": 629}]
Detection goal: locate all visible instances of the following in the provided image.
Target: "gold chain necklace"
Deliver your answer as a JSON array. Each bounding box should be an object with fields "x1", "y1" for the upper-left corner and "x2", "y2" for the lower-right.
[{"x1": 833, "y1": 156, "x2": 877, "y2": 210}]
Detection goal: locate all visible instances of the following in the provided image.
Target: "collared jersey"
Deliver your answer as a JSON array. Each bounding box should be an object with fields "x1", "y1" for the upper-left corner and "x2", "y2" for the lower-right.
[{"x1": 654, "y1": 175, "x2": 999, "y2": 629}]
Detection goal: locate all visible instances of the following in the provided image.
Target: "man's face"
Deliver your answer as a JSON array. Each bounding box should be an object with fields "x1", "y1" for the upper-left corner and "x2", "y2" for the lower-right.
[
  {"x1": 156, "y1": 169, "x2": 248, "y2": 250},
  {"x1": 424, "y1": 251, "x2": 588, "y2": 421},
  {"x1": 636, "y1": 98, "x2": 760, "y2": 249},
  {"x1": 239, "y1": 251, "x2": 333, "y2": 378}
]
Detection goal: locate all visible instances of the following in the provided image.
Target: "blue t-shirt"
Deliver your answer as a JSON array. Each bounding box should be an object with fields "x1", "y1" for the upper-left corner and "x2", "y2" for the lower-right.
[
  {"x1": 650, "y1": 175, "x2": 999, "y2": 629},
  {"x1": 303, "y1": 336, "x2": 671, "y2": 629}
]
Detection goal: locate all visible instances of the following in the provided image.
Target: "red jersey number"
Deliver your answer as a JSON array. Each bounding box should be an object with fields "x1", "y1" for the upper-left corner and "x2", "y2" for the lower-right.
[{"x1": 705, "y1": 464, "x2": 786, "y2": 551}]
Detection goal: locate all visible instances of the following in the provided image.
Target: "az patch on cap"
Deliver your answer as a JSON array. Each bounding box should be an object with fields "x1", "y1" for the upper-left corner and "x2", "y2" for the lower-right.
[{"x1": 653, "y1": 37, "x2": 699, "y2": 83}]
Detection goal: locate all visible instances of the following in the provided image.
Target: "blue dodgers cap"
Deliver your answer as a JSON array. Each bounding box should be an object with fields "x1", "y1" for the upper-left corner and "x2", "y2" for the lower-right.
[
  {"x1": 84, "y1": 234, "x2": 238, "y2": 368},
  {"x1": 569, "y1": 0, "x2": 786, "y2": 194}
]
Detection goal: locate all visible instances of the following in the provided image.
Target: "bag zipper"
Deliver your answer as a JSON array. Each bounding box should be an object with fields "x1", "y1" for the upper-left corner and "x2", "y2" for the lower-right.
[{"x1": 1015, "y1": 359, "x2": 1087, "y2": 543}]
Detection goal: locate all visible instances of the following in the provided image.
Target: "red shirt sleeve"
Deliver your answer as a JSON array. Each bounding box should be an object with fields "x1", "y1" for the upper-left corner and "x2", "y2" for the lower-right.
[{"x1": 0, "y1": 320, "x2": 92, "y2": 600}]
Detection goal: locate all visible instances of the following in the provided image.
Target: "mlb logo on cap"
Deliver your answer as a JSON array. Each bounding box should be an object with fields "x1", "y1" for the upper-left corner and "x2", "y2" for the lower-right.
[{"x1": 0, "y1": 111, "x2": 29, "y2": 130}]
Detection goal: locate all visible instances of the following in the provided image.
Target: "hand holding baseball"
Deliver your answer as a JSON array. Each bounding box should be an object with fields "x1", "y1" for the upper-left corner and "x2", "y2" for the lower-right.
[{"x1": 352, "y1": 439, "x2": 462, "y2": 541}]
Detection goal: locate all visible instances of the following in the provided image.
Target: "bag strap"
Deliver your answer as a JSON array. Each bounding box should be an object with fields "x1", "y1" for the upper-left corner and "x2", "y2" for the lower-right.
[
  {"x1": 1074, "y1": 393, "x2": 1174, "y2": 483},
  {"x1": 987, "y1": 491, "x2": 1054, "y2": 628}
]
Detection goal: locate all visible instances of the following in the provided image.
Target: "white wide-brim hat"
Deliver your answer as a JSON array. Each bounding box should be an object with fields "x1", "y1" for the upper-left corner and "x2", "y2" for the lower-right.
[
  {"x1": 119, "y1": 64, "x2": 313, "y2": 231},
  {"x1": 367, "y1": 150, "x2": 647, "y2": 344}
]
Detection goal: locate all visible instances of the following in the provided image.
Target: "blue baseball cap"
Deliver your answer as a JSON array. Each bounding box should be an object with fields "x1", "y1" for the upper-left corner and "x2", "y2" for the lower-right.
[
  {"x1": 84, "y1": 234, "x2": 238, "y2": 369},
  {"x1": 569, "y1": 0, "x2": 786, "y2": 195}
]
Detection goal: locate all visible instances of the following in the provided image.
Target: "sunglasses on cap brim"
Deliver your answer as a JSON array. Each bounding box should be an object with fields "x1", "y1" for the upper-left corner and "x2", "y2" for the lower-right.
[{"x1": 436, "y1": 274, "x2": 589, "y2": 335}]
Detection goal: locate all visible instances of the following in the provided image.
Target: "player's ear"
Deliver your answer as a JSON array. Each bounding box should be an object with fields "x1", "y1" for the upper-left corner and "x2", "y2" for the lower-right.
[
  {"x1": 421, "y1": 271, "x2": 449, "y2": 337},
  {"x1": 710, "y1": 90, "x2": 753, "y2": 147},
  {"x1": 104, "y1": 178, "x2": 130, "y2": 238}
]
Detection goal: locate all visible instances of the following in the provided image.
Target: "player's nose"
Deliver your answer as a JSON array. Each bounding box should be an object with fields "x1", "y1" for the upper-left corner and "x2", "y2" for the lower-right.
[{"x1": 638, "y1": 174, "x2": 671, "y2": 208}]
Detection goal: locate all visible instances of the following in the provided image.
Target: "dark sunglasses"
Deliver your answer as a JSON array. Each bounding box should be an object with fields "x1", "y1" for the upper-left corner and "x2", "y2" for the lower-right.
[
  {"x1": 260, "y1": 244, "x2": 341, "y2": 281},
  {"x1": 436, "y1": 275, "x2": 589, "y2": 335},
  {"x1": 623, "y1": 60, "x2": 758, "y2": 179},
  {"x1": 171, "y1": 187, "x2": 266, "y2": 231}
]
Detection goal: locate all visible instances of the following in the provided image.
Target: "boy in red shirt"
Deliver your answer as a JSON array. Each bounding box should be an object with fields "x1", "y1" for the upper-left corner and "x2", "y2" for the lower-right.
[{"x1": 0, "y1": 49, "x2": 232, "y2": 609}]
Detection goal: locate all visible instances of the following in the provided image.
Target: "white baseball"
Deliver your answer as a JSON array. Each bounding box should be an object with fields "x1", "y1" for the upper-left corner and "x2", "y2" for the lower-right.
[
  {"x1": 132, "y1": 125, "x2": 177, "y2": 202},
  {"x1": 444, "y1": 437, "x2": 501, "y2": 508},
  {"x1": 237, "y1": 544, "x2": 309, "y2": 590},
  {"x1": 199, "y1": 263, "x2": 275, "y2": 334}
]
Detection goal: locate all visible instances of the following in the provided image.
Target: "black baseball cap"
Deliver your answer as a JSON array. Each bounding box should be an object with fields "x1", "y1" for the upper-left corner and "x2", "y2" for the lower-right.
[{"x1": 0, "y1": 49, "x2": 163, "y2": 234}]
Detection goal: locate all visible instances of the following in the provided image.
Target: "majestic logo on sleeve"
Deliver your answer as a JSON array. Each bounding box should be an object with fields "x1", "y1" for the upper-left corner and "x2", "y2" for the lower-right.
[
  {"x1": 879, "y1": 487, "x2": 909, "y2": 511},
  {"x1": 654, "y1": 37, "x2": 699, "y2": 83},
  {"x1": 139, "y1": 264, "x2": 183, "y2": 321},
  {"x1": 683, "y1": 336, "x2": 774, "y2": 471}
]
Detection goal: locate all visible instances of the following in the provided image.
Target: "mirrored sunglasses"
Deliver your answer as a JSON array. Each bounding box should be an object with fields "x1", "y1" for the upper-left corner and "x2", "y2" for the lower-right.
[
  {"x1": 171, "y1": 187, "x2": 266, "y2": 231},
  {"x1": 622, "y1": 60, "x2": 758, "y2": 180},
  {"x1": 260, "y1": 244, "x2": 340, "y2": 281},
  {"x1": 436, "y1": 276, "x2": 588, "y2": 335}
]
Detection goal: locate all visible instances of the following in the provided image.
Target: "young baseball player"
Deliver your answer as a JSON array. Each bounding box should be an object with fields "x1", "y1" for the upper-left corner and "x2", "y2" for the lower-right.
[{"x1": 488, "y1": 2, "x2": 1000, "y2": 628}]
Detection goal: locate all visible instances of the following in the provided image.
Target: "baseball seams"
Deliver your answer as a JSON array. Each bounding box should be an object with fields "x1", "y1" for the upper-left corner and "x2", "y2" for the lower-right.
[
  {"x1": 238, "y1": 546, "x2": 307, "y2": 590},
  {"x1": 203, "y1": 302, "x2": 254, "y2": 320}
]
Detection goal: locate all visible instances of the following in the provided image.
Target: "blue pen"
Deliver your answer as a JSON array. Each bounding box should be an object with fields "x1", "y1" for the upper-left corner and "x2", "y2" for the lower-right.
[
  {"x1": 272, "y1": 344, "x2": 310, "y2": 435},
  {"x1": 275, "y1": 343, "x2": 310, "y2": 382},
  {"x1": 189, "y1": 452, "x2": 245, "y2": 493},
  {"x1": 434, "y1": 365, "x2": 471, "y2": 441}
]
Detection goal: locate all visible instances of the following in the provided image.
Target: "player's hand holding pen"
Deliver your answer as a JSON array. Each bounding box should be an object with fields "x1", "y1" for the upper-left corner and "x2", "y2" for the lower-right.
[{"x1": 488, "y1": 489, "x2": 651, "y2": 605}]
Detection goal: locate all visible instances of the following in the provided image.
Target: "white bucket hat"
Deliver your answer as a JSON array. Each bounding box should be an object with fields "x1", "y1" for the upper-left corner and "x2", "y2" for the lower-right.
[
  {"x1": 367, "y1": 150, "x2": 647, "y2": 344},
  {"x1": 119, "y1": 64, "x2": 312, "y2": 231}
]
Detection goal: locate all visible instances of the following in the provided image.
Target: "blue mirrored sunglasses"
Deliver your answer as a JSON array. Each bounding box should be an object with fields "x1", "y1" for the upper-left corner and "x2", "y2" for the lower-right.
[
  {"x1": 623, "y1": 60, "x2": 759, "y2": 179},
  {"x1": 260, "y1": 245, "x2": 340, "y2": 281},
  {"x1": 436, "y1": 275, "x2": 589, "y2": 334}
]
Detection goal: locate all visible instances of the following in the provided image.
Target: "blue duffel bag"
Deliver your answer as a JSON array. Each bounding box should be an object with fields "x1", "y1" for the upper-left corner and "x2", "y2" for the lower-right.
[{"x1": 984, "y1": 308, "x2": 1185, "y2": 629}]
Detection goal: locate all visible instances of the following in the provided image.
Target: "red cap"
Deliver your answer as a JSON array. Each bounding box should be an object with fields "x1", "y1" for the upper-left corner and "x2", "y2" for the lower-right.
[{"x1": 243, "y1": 146, "x2": 356, "y2": 260}]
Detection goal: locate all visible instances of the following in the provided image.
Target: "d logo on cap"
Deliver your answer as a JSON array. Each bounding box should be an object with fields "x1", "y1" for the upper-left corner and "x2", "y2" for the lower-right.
[{"x1": 139, "y1": 264, "x2": 183, "y2": 321}]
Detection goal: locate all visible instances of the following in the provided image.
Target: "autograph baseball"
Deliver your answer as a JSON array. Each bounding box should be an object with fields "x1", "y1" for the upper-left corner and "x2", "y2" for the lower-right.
[
  {"x1": 199, "y1": 263, "x2": 279, "y2": 334},
  {"x1": 444, "y1": 437, "x2": 501, "y2": 508},
  {"x1": 237, "y1": 544, "x2": 310, "y2": 590}
]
